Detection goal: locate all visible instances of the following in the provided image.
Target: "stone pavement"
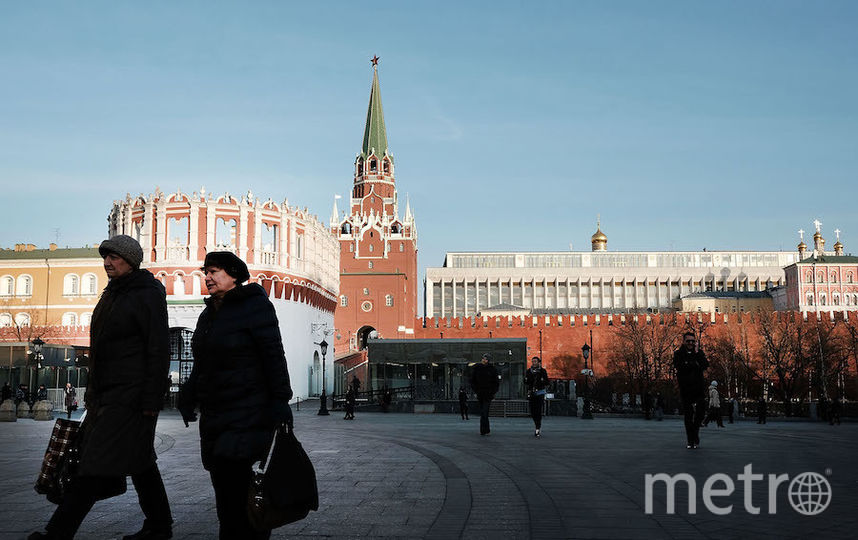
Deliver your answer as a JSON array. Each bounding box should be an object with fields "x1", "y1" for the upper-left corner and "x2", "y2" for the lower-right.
[{"x1": 0, "y1": 406, "x2": 855, "y2": 539}]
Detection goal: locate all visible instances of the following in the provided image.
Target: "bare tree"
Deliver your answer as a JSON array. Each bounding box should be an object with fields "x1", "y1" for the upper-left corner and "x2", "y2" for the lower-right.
[{"x1": 752, "y1": 310, "x2": 811, "y2": 416}]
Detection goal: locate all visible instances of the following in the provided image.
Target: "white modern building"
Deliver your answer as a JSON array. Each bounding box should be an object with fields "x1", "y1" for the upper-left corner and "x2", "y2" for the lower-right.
[{"x1": 425, "y1": 226, "x2": 798, "y2": 317}]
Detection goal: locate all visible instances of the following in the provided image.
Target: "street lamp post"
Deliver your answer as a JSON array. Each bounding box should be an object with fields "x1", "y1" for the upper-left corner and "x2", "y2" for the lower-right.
[
  {"x1": 317, "y1": 339, "x2": 330, "y2": 416},
  {"x1": 581, "y1": 342, "x2": 593, "y2": 419}
]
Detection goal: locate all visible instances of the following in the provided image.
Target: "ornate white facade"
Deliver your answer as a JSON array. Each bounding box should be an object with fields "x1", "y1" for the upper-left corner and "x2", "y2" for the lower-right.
[{"x1": 108, "y1": 188, "x2": 340, "y2": 400}]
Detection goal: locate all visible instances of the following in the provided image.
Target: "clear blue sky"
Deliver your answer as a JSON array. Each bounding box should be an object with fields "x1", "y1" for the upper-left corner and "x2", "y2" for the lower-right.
[{"x1": 2, "y1": 1, "x2": 857, "y2": 296}]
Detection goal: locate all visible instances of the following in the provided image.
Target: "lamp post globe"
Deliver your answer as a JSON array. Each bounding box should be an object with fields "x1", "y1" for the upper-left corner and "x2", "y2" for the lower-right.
[{"x1": 317, "y1": 339, "x2": 330, "y2": 416}]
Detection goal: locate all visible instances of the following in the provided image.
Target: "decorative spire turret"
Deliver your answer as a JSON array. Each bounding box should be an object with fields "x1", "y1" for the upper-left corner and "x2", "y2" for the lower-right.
[
  {"x1": 591, "y1": 215, "x2": 607, "y2": 251},
  {"x1": 360, "y1": 56, "x2": 391, "y2": 164},
  {"x1": 330, "y1": 195, "x2": 340, "y2": 228},
  {"x1": 813, "y1": 219, "x2": 825, "y2": 256},
  {"x1": 797, "y1": 229, "x2": 807, "y2": 259}
]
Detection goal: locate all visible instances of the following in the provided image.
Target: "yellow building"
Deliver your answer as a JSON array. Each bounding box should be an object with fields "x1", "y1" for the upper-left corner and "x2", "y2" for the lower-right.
[
  {"x1": 672, "y1": 290, "x2": 773, "y2": 314},
  {"x1": 0, "y1": 243, "x2": 105, "y2": 333}
]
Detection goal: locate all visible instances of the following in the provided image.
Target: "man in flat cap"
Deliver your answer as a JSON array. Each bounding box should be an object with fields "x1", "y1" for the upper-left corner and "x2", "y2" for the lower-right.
[
  {"x1": 31, "y1": 235, "x2": 173, "y2": 540},
  {"x1": 470, "y1": 353, "x2": 500, "y2": 436}
]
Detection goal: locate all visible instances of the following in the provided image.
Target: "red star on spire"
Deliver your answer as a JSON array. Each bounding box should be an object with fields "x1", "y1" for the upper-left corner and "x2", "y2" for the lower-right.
[{"x1": 371, "y1": 55, "x2": 380, "y2": 66}]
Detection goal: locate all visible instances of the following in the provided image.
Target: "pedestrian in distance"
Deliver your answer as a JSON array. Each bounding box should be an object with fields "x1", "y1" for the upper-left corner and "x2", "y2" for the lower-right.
[
  {"x1": 30, "y1": 234, "x2": 173, "y2": 540},
  {"x1": 64, "y1": 383, "x2": 77, "y2": 419},
  {"x1": 673, "y1": 332, "x2": 709, "y2": 449},
  {"x1": 525, "y1": 356, "x2": 549, "y2": 437},
  {"x1": 470, "y1": 353, "x2": 499, "y2": 436},
  {"x1": 829, "y1": 396, "x2": 842, "y2": 426},
  {"x1": 14, "y1": 384, "x2": 26, "y2": 407},
  {"x1": 178, "y1": 251, "x2": 292, "y2": 540},
  {"x1": 728, "y1": 396, "x2": 737, "y2": 424},
  {"x1": 344, "y1": 387, "x2": 356, "y2": 420},
  {"x1": 458, "y1": 386, "x2": 469, "y2": 420},
  {"x1": 37, "y1": 384, "x2": 48, "y2": 402},
  {"x1": 703, "y1": 381, "x2": 724, "y2": 428},
  {"x1": 757, "y1": 396, "x2": 767, "y2": 424},
  {"x1": 381, "y1": 386, "x2": 392, "y2": 413},
  {"x1": 351, "y1": 375, "x2": 361, "y2": 396},
  {"x1": 654, "y1": 392, "x2": 665, "y2": 421},
  {"x1": 1, "y1": 381, "x2": 11, "y2": 402}
]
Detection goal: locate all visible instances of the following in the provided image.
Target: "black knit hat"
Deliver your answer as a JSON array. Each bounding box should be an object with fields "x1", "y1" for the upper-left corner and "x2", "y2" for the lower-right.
[{"x1": 202, "y1": 252, "x2": 250, "y2": 284}]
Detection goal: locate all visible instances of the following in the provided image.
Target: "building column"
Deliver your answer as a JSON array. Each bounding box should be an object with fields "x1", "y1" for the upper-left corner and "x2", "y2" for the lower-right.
[
  {"x1": 189, "y1": 201, "x2": 200, "y2": 263},
  {"x1": 452, "y1": 280, "x2": 457, "y2": 318},
  {"x1": 426, "y1": 279, "x2": 435, "y2": 317}
]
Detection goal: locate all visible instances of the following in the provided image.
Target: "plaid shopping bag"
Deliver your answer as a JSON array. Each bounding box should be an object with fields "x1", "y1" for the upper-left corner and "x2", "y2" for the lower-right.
[{"x1": 35, "y1": 418, "x2": 82, "y2": 504}]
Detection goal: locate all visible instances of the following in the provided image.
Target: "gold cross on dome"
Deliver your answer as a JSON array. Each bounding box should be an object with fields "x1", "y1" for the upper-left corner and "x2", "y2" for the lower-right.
[{"x1": 798, "y1": 229, "x2": 805, "y2": 240}]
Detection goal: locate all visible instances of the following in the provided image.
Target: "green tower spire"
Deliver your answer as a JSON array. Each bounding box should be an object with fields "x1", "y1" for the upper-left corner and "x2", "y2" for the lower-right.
[{"x1": 361, "y1": 56, "x2": 392, "y2": 162}]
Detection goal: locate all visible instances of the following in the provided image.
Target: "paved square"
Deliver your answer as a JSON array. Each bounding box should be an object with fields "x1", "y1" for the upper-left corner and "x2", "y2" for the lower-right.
[{"x1": 0, "y1": 407, "x2": 854, "y2": 539}]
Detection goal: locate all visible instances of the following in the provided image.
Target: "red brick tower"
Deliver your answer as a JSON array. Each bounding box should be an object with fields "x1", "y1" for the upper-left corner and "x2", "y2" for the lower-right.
[{"x1": 332, "y1": 57, "x2": 418, "y2": 354}]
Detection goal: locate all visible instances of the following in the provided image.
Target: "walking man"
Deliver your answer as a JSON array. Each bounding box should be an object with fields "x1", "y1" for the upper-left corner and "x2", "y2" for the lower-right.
[
  {"x1": 673, "y1": 332, "x2": 709, "y2": 449},
  {"x1": 470, "y1": 353, "x2": 499, "y2": 435},
  {"x1": 30, "y1": 235, "x2": 173, "y2": 540},
  {"x1": 757, "y1": 396, "x2": 767, "y2": 424},
  {"x1": 525, "y1": 357, "x2": 549, "y2": 437}
]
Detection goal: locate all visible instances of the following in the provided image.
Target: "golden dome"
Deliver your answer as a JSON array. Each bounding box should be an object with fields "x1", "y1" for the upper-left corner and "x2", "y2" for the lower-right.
[
  {"x1": 591, "y1": 228, "x2": 607, "y2": 242},
  {"x1": 814, "y1": 231, "x2": 823, "y2": 240},
  {"x1": 798, "y1": 241, "x2": 807, "y2": 249},
  {"x1": 834, "y1": 240, "x2": 843, "y2": 249}
]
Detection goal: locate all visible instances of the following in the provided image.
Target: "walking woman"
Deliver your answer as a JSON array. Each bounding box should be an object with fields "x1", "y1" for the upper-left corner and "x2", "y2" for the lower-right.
[
  {"x1": 63, "y1": 383, "x2": 76, "y2": 419},
  {"x1": 178, "y1": 252, "x2": 292, "y2": 540},
  {"x1": 525, "y1": 357, "x2": 549, "y2": 437}
]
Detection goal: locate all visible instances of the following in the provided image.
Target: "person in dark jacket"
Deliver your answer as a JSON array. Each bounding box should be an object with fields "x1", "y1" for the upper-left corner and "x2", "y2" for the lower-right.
[
  {"x1": 64, "y1": 383, "x2": 77, "y2": 419},
  {"x1": 36, "y1": 384, "x2": 48, "y2": 402},
  {"x1": 525, "y1": 357, "x2": 549, "y2": 437},
  {"x1": 673, "y1": 332, "x2": 709, "y2": 449},
  {"x1": 178, "y1": 251, "x2": 292, "y2": 540},
  {"x1": 30, "y1": 234, "x2": 172, "y2": 540},
  {"x1": 470, "y1": 353, "x2": 499, "y2": 435},
  {"x1": 344, "y1": 387, "x2": 356, "y2": 420},
  {"x1": 458, "y1": 386, "x2": 469, "y2": 420},
  {"x1": 1, "y1": 382, "x2": 11, "y2": 402},
  {"x1": 757, "y1": 396, "x2": 767, "y2": 424}
]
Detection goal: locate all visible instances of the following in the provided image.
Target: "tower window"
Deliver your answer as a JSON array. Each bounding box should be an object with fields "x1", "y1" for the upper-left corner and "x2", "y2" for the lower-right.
[
  {"x1": 385, "y1": 294, "x2": 393, "y2": 307},
  {"x1": 368, "y1": 261, "x2": 373, "y2": 269},
  {"x1": 349, "y1": 244, "x2": 354, "y2": 252},
  {"x1": 369, "y1": 244, "x2": 374, "y2": 252},
  {"x1": 340, "y1": 295, "x2": 348, "y2": 307},
  {"x1": 383, "y1": 161, "x2": 390, "y2": 173},
  {"x1": 370, "y1": 160, "x2": 377, "y2": 172},
  {"x1": 400, "y1": 243, "x2": 404, "y2": 252},
  {"x1": 363, "y1": 288, "x2": 369, "y2": 295}
]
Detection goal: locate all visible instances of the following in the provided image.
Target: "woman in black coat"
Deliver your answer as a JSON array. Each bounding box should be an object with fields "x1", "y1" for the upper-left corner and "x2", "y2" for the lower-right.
[{"x1": 179, "y1": 252, "x2": 292, "y2": 540}]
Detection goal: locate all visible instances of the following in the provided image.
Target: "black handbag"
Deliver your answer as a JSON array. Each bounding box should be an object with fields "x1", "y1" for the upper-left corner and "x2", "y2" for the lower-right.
[{"x1": 247, "y1": 420, "x2": 319, "y2": 531}]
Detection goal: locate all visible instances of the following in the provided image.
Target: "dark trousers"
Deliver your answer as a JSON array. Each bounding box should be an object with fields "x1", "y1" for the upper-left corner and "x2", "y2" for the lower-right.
[
  {"x1": 703, "y1": 406, "x2": 724, "y2": 427},
  {"x1": 459, "y1": 400, "x2": 469, "y2": 420},
  {"x1": 478, "y1": 397, "x2": 492, "y2": 434},
  {"x1": 529, "y1": 394, "x2": 545, "y2": 430},
  {"x1": 46, "y1": 463, "x2": 172, "y2": 538},
  {"x1": 209, "y1": 457, "x2": 271, "y2": 540},
  {"x1": 681, "y1": 398, "x2": 706, "y2": 445}
]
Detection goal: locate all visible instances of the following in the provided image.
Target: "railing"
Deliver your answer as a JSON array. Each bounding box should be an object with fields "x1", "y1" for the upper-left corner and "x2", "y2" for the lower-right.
[
  {"x1": 259, "y1": 250, "x2": 278, "y2": 265},
  {"x1": 165, "y1": 246, "x2": 189, "y2": 261}
]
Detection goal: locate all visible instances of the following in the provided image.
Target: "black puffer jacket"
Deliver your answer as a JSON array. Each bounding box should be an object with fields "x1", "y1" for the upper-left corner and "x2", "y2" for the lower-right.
[
  {"x1": 180, "y1": 284, "x2": 292, "y2": 469},
  {"x1": 80, "y1": 269, "x2": 169, "y2": 477},
  {"x1": 470, "y1": 362, "x2": 499, "y2": 400}
]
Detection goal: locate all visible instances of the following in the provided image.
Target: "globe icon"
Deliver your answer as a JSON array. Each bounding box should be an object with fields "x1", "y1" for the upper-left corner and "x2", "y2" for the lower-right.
[{"x1": 788, "y1": 472, "x2": 832, "y2": 516}]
